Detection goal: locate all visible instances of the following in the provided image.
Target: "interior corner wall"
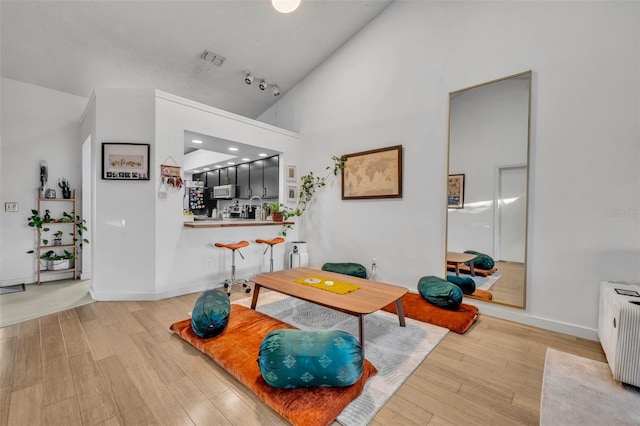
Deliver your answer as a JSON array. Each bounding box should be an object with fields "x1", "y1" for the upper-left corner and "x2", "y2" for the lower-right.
[
  {"x1": 90, "y1": 90, "x2": 157, "y2": 299},
  {"x1": 0, "y1": 78, "x2": 88, "y2": 285},
  {"x1": 259, "y1": 1, "x2": 640, "y2": 338}
]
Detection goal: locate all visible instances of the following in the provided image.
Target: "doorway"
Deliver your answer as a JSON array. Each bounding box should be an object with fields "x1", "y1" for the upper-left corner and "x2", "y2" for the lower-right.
[
  {"x1": 495, "y1": 165, "x2": 526, "y2": 262},
  {"x1": 81, "y1": 136, "x2": 92, "y2": 279}
]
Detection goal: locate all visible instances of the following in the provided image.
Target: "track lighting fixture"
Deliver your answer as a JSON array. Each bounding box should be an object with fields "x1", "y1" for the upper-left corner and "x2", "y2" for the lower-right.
[
  {"x1": 242, "y1": 71, "x2": 280, "y2": 96},
  {"x1": 243, "y1": 71, "x2": 254, "y2": 85}
]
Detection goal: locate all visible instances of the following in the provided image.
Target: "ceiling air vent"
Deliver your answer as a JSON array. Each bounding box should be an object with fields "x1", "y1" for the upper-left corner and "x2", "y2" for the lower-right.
[{"x1": 200, "y1": 50, "x2": 225, "y2": 67}]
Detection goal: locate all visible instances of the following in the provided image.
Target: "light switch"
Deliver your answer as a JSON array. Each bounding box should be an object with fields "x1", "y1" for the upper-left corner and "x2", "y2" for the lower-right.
[{"x1": 5, "y1": 202, "x2": 18, "y2": 212}]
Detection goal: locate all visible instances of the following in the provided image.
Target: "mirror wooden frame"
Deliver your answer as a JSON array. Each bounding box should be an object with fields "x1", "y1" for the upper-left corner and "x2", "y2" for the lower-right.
[{"x1": 445, "y1": 70, "x2": 532, "y2": 309}]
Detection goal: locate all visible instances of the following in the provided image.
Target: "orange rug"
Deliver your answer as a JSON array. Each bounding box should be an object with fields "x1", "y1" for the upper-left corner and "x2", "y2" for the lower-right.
[
  {"x1": 170, "y1": 304, "x2": 377, "y2": 426},
  {"x1": 382, "y1": 292, "x2": 478, "y2": 334},
  {"x1": 471, "y1": 288, "x2": 493, "y2": 300},
  {"x1": 447, "y1": 264, "x2": 498, "y2": 277}
]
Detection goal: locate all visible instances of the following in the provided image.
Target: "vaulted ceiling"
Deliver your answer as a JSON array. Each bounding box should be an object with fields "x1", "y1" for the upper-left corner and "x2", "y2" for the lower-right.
[{"x1": 1, "y1": 0, "x2": 393, "y2": 119}]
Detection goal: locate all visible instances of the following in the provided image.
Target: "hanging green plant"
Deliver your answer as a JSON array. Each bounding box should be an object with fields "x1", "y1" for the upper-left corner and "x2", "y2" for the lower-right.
[{"x1": 279, "y1": 155, "x2": 346, "y2": 236}]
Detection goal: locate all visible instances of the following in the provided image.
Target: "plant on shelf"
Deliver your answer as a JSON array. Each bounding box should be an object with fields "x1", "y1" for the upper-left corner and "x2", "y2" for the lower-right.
[
  {"x1": 60, "y1": 211, "x2": 89, "y2": 247},
  {"x1": 26, "y1": 210, "x2": 89, "y2": 256},
  {"x1": 278, "y1": 155, "x2": 347, "y2": 236},
  {"x1": 58, "y1": 178, "x2": 71, "y2": 199},
  {"x1": 73, "y1": 214, "x2": 89, "y2": 248},
  {"x1": 53, "y1": 230, "x2": 64, "y2": 246},
  {"x1": 39, "y1": 249, "x2": 75, "y2": 271},
  {"x1": 27, "y1": 209, "x2": 51, "y2": 248},
  {"x1": 267, "y1": 202, "x2": 284, "y2": 222}
]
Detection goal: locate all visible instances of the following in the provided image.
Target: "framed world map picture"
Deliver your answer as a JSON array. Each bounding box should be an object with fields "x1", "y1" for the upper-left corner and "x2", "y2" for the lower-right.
[{"x1": 342, "y1": 145, "x2": 403, "y2": 199}]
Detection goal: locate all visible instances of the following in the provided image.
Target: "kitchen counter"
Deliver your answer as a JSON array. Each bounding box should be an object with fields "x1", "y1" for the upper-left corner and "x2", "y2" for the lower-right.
[{"x1": 184, "y1": 220, "x2": 294, "y2": 228}]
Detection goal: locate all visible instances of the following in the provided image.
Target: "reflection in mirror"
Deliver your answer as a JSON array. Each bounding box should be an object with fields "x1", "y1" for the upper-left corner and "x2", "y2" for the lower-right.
[{"x1": 446, "y1": 71, "x2": 531, "y2": 308}]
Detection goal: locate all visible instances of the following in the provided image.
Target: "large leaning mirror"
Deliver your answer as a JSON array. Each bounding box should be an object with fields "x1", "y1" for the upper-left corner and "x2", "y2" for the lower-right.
[{"x1": 446, "y1": 70, "x2": 531, "y2": 308}]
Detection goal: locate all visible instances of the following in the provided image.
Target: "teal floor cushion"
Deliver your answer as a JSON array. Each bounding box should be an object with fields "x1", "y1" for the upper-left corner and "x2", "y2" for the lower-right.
[
  {"x1": 258, "y1": 329, "x2": 364, "y2": 388},
  {"x1": 446, "y1": 274, "x2": 476, "y2": 295},
  {"x1": 191, "y1": 289, "x2": 231, "y2": 338},
  {"x1": 463, "y1": 250, "x2": 495, "y2": 270},
  {"x1": 321, "y1": 262, "x2": 367, "y2": 279},
  {"x1": 418, "y1": 275, "x2": 463, "y2": 309}
]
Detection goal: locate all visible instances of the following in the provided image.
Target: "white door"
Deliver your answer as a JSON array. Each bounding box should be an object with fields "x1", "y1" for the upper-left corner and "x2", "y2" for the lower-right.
[{"x1": 497, "y1": 166, "x2": 526, "y2": 263}]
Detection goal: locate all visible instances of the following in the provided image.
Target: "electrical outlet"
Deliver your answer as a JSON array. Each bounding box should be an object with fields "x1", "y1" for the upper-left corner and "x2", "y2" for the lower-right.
[
  {"x1": 5, "y1": 202, "x2": 18, "y2": 212},
  {"x1": 372, "y1": 257, "x2": 377, "y2": 267}
]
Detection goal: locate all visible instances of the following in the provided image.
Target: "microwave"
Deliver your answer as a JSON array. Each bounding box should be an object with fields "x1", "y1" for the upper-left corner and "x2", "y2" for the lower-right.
[{"x1": 213, "y1": 184, "x2": 237, "y2": 199}]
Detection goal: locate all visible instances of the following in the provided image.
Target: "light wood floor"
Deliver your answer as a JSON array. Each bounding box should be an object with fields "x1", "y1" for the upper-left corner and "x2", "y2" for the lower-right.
[
  {"x1": 484, "y1": 261, "x2": 525, "y2": 307},
  {"x1": 0, "y1": 286, "x2": 605, "y2": 426}
]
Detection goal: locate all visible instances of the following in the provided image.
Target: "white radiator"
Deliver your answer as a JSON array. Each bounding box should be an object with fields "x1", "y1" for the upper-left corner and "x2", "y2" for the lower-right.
[{"x1": 598, "y1": 281, "x2": 640, "y2": 387}]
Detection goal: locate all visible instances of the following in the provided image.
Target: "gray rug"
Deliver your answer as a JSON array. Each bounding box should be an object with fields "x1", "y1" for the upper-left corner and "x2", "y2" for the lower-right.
[
  {"x1": 0, "y1": 283, "x2": 25, "y2": 295},
  {"x1": 0, "y1": 280, "x2": 93, "y2": 327},
  {"x1": 234, "y1": 292, "x2": 448, "y2": 426},
  {"x1": 470, "y1": 273, "x2": 502, "y2": 291},
  {"x1": 540, "y1": 348, "x2": 640, "y2": 426}
]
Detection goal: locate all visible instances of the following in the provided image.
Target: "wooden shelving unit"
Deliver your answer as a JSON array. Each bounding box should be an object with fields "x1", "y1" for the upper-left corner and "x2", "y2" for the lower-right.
[{"x1": 34, "y1": 189, "x2": 78, "y2": 284}]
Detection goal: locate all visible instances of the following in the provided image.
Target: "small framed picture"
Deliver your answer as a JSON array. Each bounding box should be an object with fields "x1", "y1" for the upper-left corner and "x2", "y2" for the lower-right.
[
  {"x1": 286, "y1": 185, "x2": 297, "y2": 202},
  {"x1": 287, "y1": 165, "x2": 297, "y2": 182},
  {"x1": 102, "y1": 143, "x2": 150, "y2": 181},
  {"x1": 448, "y1": 174, "x2": 465, "y2": 209}
]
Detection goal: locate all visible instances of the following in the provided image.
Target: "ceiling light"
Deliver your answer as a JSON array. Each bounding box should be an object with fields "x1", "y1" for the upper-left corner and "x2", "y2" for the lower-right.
[
  {"x1": 272, "y1": 0, "x2": 300, "y2": 13},
  {"x1": 203, "y1": 168, "x2": 210, "y2": 171},
  {"x1": 259, "y1": 80, "x2": 267, "y2": 90},
  {"x1": 272, "y1": 84, "x2": 280, "y2": 96},
  {"x1": 243, "y1": 71, "x2": 253, "y2": 85},
  {"x1": 229, "y1": 147, "x2": 238, "y2": 151},
  {"x1": 259, "y1": 153, "x2": 267, "y2": 157},
  {"x1": 215, "y1": 165, "x2": 222, "y2": 168},
  {"x1": 227, "y1": 162, "x2": 235, "y2": 165},
  {"x1": 241, "y1": 158, "x2": 250, "y2": 162},
  {"x1": 193, "y1": 170, "x2": 200, "y2": 173},
  {"x1": 192, "y1": 139, "x2": 203, "y2": 144}
]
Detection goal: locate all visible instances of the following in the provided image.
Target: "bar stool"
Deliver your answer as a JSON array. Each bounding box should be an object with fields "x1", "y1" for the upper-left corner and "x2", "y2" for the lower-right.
[
  {"x1": 214, "y1": 240, "x2": 251, "y2": 295},
  {"x1": 255, "y1": 237, "x2": 285, "y2": 272}
]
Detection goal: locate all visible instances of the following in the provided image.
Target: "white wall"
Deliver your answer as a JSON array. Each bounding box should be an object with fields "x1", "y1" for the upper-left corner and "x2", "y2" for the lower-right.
[
  {"x1": 1, "y1": 78, "x2": 88, "y2": 285},
  {"x1": 81, "y1": 89, "x2": 158, "y2": 299},
  {"x1": 260, "y1": 1, "x2": 640, "y2": 339},
  {"x1": 80, "y1": 90, "x2": 301, "y2": 300}
]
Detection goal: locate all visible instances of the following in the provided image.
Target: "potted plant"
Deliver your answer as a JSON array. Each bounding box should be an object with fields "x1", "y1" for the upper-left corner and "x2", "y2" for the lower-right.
[
  {"x1": 27, "y1": 209, "x2": 50, "y2": 246},
  {"x1": 58, "y1": 178, "x2": 71, "y2": 199},
  {"x1": 268, "y1": 202, "x2": 284, "y2": 222},
  {"x1": 278, "y1": 156, "x2": 346, "y2": 235},
  {"x1": 53, "y1": 230, "x2": 63, "y2": 246},
  {"x1": 40, "y1": 250, "x2": 74, "y2": 271}
]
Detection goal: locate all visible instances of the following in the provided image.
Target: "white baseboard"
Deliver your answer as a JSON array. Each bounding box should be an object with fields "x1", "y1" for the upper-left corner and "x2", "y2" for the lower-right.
[
  {"x1": 1, "y1": 274, "x2": 73, "y2": 286},
  {"x1": 89, "y1": 282, "x2": 210, "y2": 301},
  {"x1": 466, "y1": 299, "x2": 599, "y2": 341}
]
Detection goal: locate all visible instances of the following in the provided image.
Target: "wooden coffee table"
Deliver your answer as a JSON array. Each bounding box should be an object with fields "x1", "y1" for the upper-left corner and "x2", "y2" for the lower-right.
[
  {"x1": 446, "y1": 251, "x2": 477, "y2": 276},
  {"x1": 250, "y1": 267, "x2": 407, "y2": 353}
]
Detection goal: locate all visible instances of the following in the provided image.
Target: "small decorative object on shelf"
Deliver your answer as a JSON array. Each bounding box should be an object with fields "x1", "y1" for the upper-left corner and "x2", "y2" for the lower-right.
[
  {"x1": 59, "y1": 178, "x2": 71, "y2": 199},
  {"x1": 53, "y1": 230, "x2": 63, "y2": 246},
  {"x1": 44, "y1": 209, "x2": 51, "y2": 222},
  {"x1": 45, "y1": 188, "x2": 56, "y2": 198}
]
